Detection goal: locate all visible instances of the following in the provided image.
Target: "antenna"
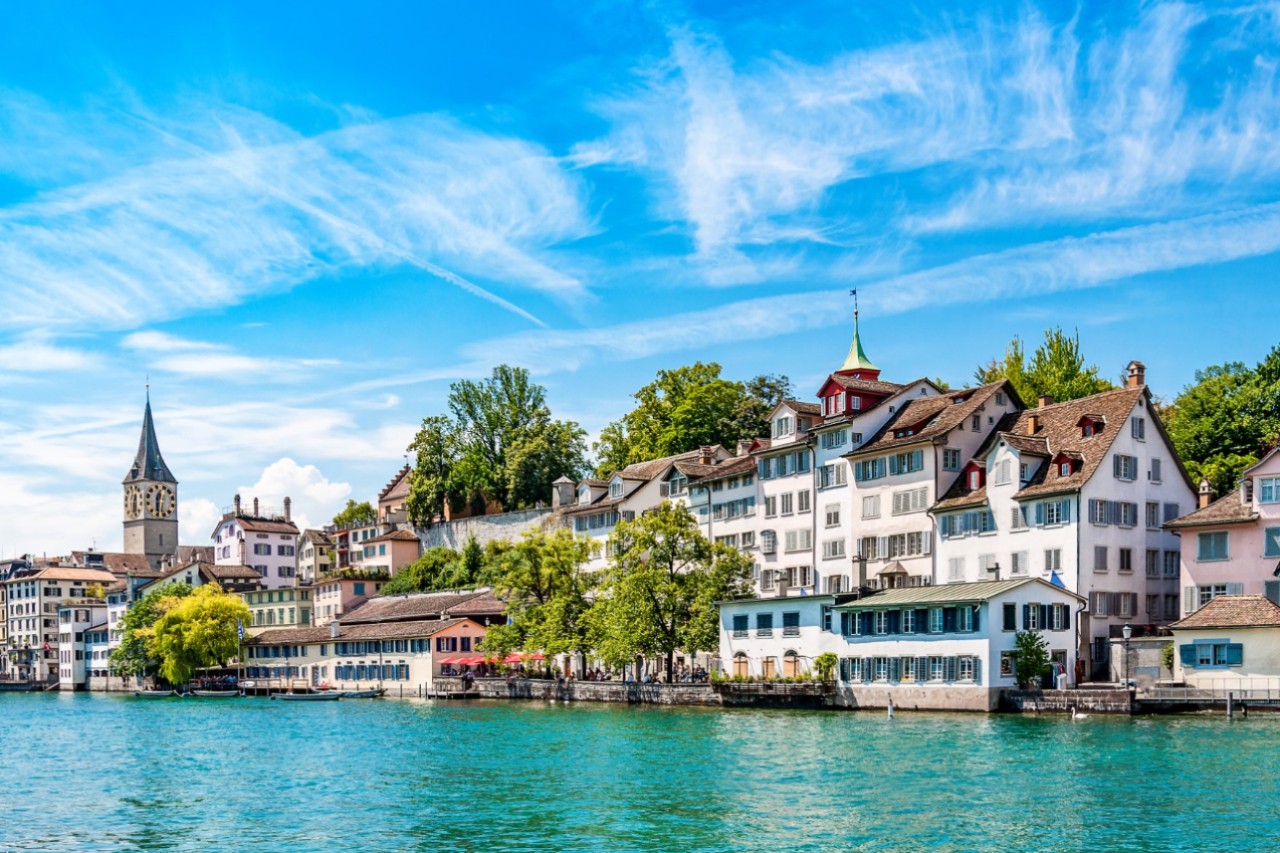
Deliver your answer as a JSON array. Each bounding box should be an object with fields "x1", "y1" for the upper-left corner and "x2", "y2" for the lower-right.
[{"x1": 849, "y1": 288, "x2": 859, "y2": 321}]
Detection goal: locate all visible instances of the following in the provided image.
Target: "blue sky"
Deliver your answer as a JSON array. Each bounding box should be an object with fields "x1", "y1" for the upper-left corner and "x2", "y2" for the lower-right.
[{"x1": 2, "y1": 1, "x2": 1278, "y2": 556}]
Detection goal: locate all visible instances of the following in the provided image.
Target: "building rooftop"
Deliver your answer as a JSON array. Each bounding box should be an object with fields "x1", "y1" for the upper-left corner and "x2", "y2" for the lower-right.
[
  {"x1": 833, "y1": 577, "x2": 1081, "y2": 609},
  {"x1": 247, "y1": 617, "x2": 474, "y2": 646},
  {"x1": 846, "y1": 381, "x2": 1013, "y2": 458},
  {"x1": 1164, "y1": 493, "x2": 1259, "y2": 529},
  {"x1": 1170, "y1": 595, "x2": 1280, "y2": 629}
]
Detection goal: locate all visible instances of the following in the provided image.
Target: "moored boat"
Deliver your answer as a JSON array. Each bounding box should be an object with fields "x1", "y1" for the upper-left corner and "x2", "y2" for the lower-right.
[
  {"x1": 271, "y1": 692, "x2": 341, "y2": 701},
  {"x1": 342, "y1": 688, "x2": 386, "y2": 699},
  {"x1": 190, "y1": 689, "x2": 242, "y2": 698},
  {"x1": 134, "y1": 689, "x2": 177, "y2": 697}
]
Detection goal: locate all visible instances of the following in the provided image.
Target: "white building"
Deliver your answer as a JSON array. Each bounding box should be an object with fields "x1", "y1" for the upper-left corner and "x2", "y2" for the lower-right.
[
  {"x1": 753, "y1": 401, "x2": 821, "y2": 596},
  {"x1": 718, "y1": 577, "x2": 1084, "y2": 710},
  {"x1": 297, "y1": 529, "x2": 334, "y2": 584},
  {"x1": 1169, "y1": 595, "x2": 1280, "y2": 689},
  {"x1": 931, "y1": 365, "x2": 1194, "y2": 679},
  {"x1": 56, "y1": 600, "x2": 108, "y2": 691},
  {"x1": 212, "y1": 495, "x2": 300, "y2": 590},
  {"x1": 844, "y1": 380, "x2": 1022, "y2": 590},
  {"x1": 3, "y1": 566, "x2": 115, "y2": 682}
]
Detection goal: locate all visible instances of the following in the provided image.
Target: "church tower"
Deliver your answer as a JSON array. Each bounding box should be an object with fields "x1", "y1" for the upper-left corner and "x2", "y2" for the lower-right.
[{"x1": 122, "y1": 392, "x2": 179, "y2": 571}]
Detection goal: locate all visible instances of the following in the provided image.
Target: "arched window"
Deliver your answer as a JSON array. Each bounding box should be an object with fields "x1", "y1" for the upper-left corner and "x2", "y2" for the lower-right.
[
  {"x1": 733, "y1": 653, "x2": 749, "y2": 678},
  {"x1": 783, "y1": 650, "x2": 801, "y2": 678}
]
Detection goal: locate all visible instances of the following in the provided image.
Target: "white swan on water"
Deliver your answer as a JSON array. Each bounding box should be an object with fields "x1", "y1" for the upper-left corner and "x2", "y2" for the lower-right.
[{"x1": 1069, "y1": 705, "x2": 1089, "y2": 720}]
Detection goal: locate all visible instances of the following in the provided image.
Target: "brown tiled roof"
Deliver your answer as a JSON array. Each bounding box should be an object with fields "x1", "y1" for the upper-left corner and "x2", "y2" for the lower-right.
[
  {"x1": 368, "y1": 529, "x2": 420, "y2": 543},
  {"x1": 21, "y1": 567, "x2": 117, "y2": 584},
  {"x1": 172, "y1": 545, "x2": 214, "y2": 565},
  {"x1": 247, "y1": 617, "x2": 477, "y2": 646},
  {"x1": 782, "y1": 399, "x2": 823, "y2": 417},
  {"x1": 443, "y1": 590, "x2": 508, "y2": 617},
  {"x1": 933, "y1": 483, "x2": 989, "y2": 512},
  {"x1": 233, "y1": 517, "x2": 300, "y2": 535},
  {"x1": 672, "y1": 455, "x2": 757, "y2": 482},
  {"x1": 341, "y1": 590, "x2": 490, "y2": 624},
  {"x1": 846, "y1": 381, "x2": 1013, "y2": 458},
  {"x1": 1005, "y1": 387, "x2": 1146, "y2": 500},
  {"x1": 1170, "y1": 596, "x2": 1280, "y2": 629},
  {"x1": 1000, "y1": 433, "x2": 1051, "y2": 456},
  {"x1": 207, "y1": 564, "x2": 266, "y2": 581},
  {"x1": 1164, "y1": 493, "x2": 1258, "y2": 529},
  {"x1": 71, "y1": 552, "x2": 154, "y2": 574},
  {"x1": 301, "y1": 529, "x2": 335, "y2": 546},
  {"x1": 616, "y1": 447, "x2": 721, "y2": 482},
  {"x1": 826, "y1": 375, "x2": 905, "y2": 395}
]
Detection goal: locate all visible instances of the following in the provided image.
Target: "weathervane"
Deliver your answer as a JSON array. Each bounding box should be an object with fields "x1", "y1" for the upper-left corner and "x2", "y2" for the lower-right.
[{"x1": 850, "y1": 288, "x2": 859, "y2": 320}]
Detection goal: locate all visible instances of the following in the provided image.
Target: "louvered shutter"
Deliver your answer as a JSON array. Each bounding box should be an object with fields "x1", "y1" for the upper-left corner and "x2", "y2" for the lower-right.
[
  {"x1": 1022, "y1": 604, "x2": 1030, "y2": 629},
  {"x1": 1184, "y1": 586, "x2": 1196, "y2": 614},
  {"x1": 1035, "y1": 503, "x2": 1045, "y2": 525},
  {"x1": 972, "y1": 657, "x2": 982, "y2": 685},
  {"x1": 917, "y1": 656, "x2": 929, "y2": 679},
  {"x1": 1227, "y1": 583, "x2": 1244, "y2": 595},
  {"x1": 971, "y1": 607, "x2": 981, "y2": 632},
  {"x1": 945, "y1": 657, "x2": 958, "y2": 682},
  {"x1": 862, "y1": 657, "x2": 873, "y2": 683},
  {"x1": 888, "y1": 454, "x2": 899, "y2": 475},
  {"x1": 916, "y1": 609, "x2": 929, "y2": 633},
  {"x1": 1226, "y1": 644, "x2": 1243, "y2": 666},
  {"x1": 1179, "y1": 644, "x2": 1196, "y2": 667},
  {"x1": 877, "y1": 536, "x2": 888, "y2": 558},
  {"x1": 1040, "y1": 604, "x2": 1051, "y2": 629},
  {"x1": 889, "y1": 657, "x2": 901, "y2": 682},
  {"x1": 1061, "y1": 500, "x2": 1071, "y2": 522}
]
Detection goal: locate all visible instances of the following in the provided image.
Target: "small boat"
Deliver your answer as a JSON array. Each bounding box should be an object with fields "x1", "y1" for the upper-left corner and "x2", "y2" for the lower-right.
[
  {"x1": 342, "y1": 688, "x2": 386, "y2": 699},
  {"x1": 190, "y1": 689, "x2": 242, "y2": 698},
  {"x1": 271, "y1": 692, "x2": 341, "y2": 702},
  {"x1": 134, "y1": 689, "x2": 176, "y2": 698}
]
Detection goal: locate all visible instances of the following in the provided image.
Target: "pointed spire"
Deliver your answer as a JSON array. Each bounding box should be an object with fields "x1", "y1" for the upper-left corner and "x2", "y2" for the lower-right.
[
  {"x1": 838, "y1": 290, "x2": 879, "y2": 373},
  {"x1": 123, "y1": 389, "x2": 176, "y2": 484}
]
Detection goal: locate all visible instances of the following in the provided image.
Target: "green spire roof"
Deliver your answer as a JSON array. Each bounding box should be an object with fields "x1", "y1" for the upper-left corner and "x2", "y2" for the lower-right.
[{"x1": 839, "y1": 313, "x2": 878, "y2": 372}]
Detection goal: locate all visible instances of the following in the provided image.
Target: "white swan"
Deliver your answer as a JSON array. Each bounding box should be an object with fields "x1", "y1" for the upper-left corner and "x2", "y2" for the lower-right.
[{"x1": 1069, "y1": 705, "x2": 1088, "y2": 721}]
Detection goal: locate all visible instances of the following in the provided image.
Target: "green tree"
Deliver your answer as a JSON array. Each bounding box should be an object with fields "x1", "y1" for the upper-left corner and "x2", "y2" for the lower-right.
[
  {"x1": 1163, "y1": 351, "x2": 1280, "y2": 498},
  {"x1": 813, "y1": 651, "x2": 838, "y2": 684},
  {"x1": 587, "y1": 502, "x2": 754, "y2": 681},
  {"x1": 380, "y1": 546, "x2": 464, "y2": 595},
  {"x1": 1013, "y1": 629, "x2": 1051, "y2": 689},
  {"x1": 976, "y1": 327, "x2": 1113, "y2": 404},
  {"x1": 332, "y1": 499, "x2": 376, "y2": 528},
  {"x1": 593, "y1": 363, "x2": 791, "y2": 476},
  {"x1": 406, "y1": 367, "x2": 588, "y2": 524},
  {"x1": 480, "y1": 528, "x2": 596, "y2": 663},
  {"x1": 151, "y1": 584, "x2": 251, "y2": 687},
  {"x1": 109, "y1": 582, "x2": 193, "y2": 682}
]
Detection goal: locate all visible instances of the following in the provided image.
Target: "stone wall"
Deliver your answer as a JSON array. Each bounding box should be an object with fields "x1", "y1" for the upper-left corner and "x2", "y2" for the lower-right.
[
  {"x1": 415, "y1": 509, "x2": 556, "y2": 551},
  {"x1": 1107, "y1": 636, "x2": 1173, "y2": 686},
  {"x1": 1000, "y1": 688, "x2": 1132, "y2": 714},
  {"x1": 834, "y1": 685, "x2": 998, "y2": 712},
  {"x1": 456, "y1": 677, "x2": 724, "y2": 706}
]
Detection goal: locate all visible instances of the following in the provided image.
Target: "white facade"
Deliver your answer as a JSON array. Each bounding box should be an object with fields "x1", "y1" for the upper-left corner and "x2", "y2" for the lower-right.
[
  {"x1": 3, "y1": 567, "x2": 116, "y2": 682},
  {"x1": 56, "y1": 601, "x2": 108, "y2": 690},
  {"x1": 754, "y1": 403, "x2": 819, "y2": 596},
  {"x1": 213, "y1": 503, "x2": 300, "y2": 590}
]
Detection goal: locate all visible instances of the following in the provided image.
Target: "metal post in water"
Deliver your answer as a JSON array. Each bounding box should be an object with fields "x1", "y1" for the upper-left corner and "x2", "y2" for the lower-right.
[{"x1": 1227, "y1": 691, "x2": 1234, "y2": 719}]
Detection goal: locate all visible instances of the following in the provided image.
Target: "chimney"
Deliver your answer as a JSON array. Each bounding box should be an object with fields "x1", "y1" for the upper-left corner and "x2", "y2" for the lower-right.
[
  {"x1": 699, "y1": 444, "x2": 714, "y2": 465},
  {"x1": 330, "y1": 619, "x2": 340, "y2": 639},
  {"x1": 1199, "y1": 478, "x2": 1212, "y2": 509},
  {"x1": 252, "y1": 497, "x2": 259, "y2": 517},
  {"x1": 1037, "y1": 394, "x2": 1054, "y2": 409},
  {"x1": 233, "y1": 494, "x2": 241, "y2": 515},
  {"x1": 551, "y1": 477, "x2": 575, "y2": 509},
  {"x1": 736, "y1": 439, "x2": 753, "y2": 457},
  {"x1": 284, "y1": 497, "x2": 292, "y2": 522},
  {"x1": 1027, "y1": 414, "x2": 1040, "y2": 435},
  {"x1": 1126, "y1": 360, "x2": 1146, "y2": 389},
  {"x1": 856, "y1": 553, "x2": 867, "y2": 590}
]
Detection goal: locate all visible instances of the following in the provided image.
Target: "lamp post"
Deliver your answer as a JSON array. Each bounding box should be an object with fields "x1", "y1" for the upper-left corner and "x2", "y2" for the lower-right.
[{"x1": 1122, "y1": 623, "x2": 1133, "y2": 688}]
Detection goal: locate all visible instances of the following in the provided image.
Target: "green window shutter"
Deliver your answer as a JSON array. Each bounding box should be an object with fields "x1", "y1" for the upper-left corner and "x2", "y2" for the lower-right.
[
  {"x1": 972, "y1": 657, "x2": 982, "y2": 686},
  {"x1": 862, "y1": 657, "x2": 873, "y2": 683},
  {"x1": 1060, "y1": 499, "x2": 1071, "y2": 522},
  {"x1": 1266, "y1": 581, "x2": 1280, "y2": 605},
  {"x1": 1003, "y1": 603, "x2": 1016, "y2": 631},
  {"x1": 911, "y1": 449, "x2": 923, "y2": 470},
  {"x1": 916, "y1": 608, "x2": 929, "y2": 633},
  {"x1": 1226, "y1": 644, "x2": 1243, "y2": 666},
  {"x1": 1022, "y1": 604, "x2": 1030, "y2": 629},
  {"x1": 1179, "y1": 644, "x2": 1196, "y2": 667},
  {"x1": 889, "y1": 657, "x2": 901, "y2": 682},
  {"x1": 888, "y1": 455, "x2": 899, "y2": 475}
]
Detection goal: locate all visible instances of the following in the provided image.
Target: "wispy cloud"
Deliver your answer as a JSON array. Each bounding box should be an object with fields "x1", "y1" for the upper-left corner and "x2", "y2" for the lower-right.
[
  {"x1": 0, "y1": 104, "x2": 592, "y2": 332},
  {"x1": 120, "y1": 330, "x2": 336, "y2": 380},
  {"x1": 0, "y1": 333, "x2": 99, "y2": 372}
]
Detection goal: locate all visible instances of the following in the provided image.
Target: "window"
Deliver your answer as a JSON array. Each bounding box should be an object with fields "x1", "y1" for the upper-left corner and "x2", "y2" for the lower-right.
[
  {"x1": 1146, "y1": 502, "x2": 1160, "y2": 529},
  {"x1": 1010, "y1": 506, "x2": 1027, "y2": 530},
  {"x1": 1094, "y1": 546, "x2": 1108, "y2": 573},
  {"x1": 741, "y1": 531, "x2": 756, "y2": 549},
  {"x1": 901, "y1": 610, "x2": 917, "y2": 633},
  {"x1": 821, "y1": 429, "x2": 848, "y2": 450},
  {"x1": 824, "y1": 504, "x2": 841, "y2": 528},
  {"x1": 761, "y1": 531, "x2": 777, "y2": 555},
  {"x1": 1113, "y1": 454, "x2": 1138, "y2": 481},
  {"x1": 943, "y1": 448, "x2": 961, "y2": 470},
  {"x1": 947, "y1": 557, "x2": 965, "y2": 581},
  {"x1": 1132, "y1": 417, "x2": 1146, "y2": 440},
  {"x1": 890, "y1": 450, "x2": 924, "y2": 475},
  {"x1": 1010, "y1": 551, "x2": 1028, "y2": 576},
  {"x1": 786, "y1": 566, "x2": 813, "y2": 588},
  {"x1": 822, "y1": 539, "x2": 846, "y2": 559},
  {"x1": 798, "y1": 490, "x2": 811, "y2": 513},
  {"x1": 1261, "y1": 477, "x2": 1280, "y2": 504},
  {"x1": 1181, "y1": 642, "x2": 1243, "y2": 669},
  {"x1": 765, "y1": 496, "x2": 777, "y2": 518},
  {"x1": 609, "y1": 479, "x2": 623, "y2": 499},
  {"x1": 1050, "y1": 604, "x2": 1070, "y2": 631},
  {"x1": 1196, "y1": 532, "x2": 1229, "y2": 562},
  {"x1": 1044, "y1": 549, "x2": 1062, "y2": 575},
  {"x1": 859, "y1": 537, "x2": 879, "y2": 561},
  {"x1": 855, "y1": 458, "x2": 887, "y2": 482},
  {"x1": 1164, "y1": 550, "x2": 1179, "y2": 577},
  {"x1": 862, "y1": 496, "x2": 880, "y2": 519},
  {"x1": 971, "y1": 415, "x2": 981, "y2": 432},
  {"x1": 782, "y1": 612, "x2": 800, "y2": 637},
  {"x1": 773, "y1": 416, "x2": 794, "y2": 439},
  {"x1": 818, "y1": 463, "x2": 848, "y2": 488},
  {"x1": 958, "y1": 656, "x2": 976, "y2": 682},
  {"x1": 929, "y1": 608, "x2": 944, "y2": 633},
  {"x1": 1025, "y1": 604, "x2": 1042, "y2": 630},
  {"x1": 1265, "y1": 528, "x2": 1280, "y2": 559},
  {"x1": 1146, "y1": 550, "x2": 1160, "y2": 578},
  {"x1": 1149, "y1": 459, "x2": 1162, "y2": 483},
  {"x1": 781, "y1": 493, "x2": 794, "y2": 515},
  {"x1": 754, "y1": 614, "x2": 775, "y2": 638},
  {"x1": 957, "y1": 607, "x2": 974, "y2": 632},
  {"x1": 784, "y1": 530, "x2": 812, "y2": 552},
  {"x1": 929, "y1": 656, "x2": 947, "y2": 681},
  {"x1": 891, "y1": 487, "x2": 928, "y2": 515},
  {"x1": 995, "y1": 391, "x2": 1006, "y2": 405},
  {"x1": 992, "y1": 460, "x2": 1012, "y2": 486},
  {"x1": 1119, "y1": 548, "x2": 1133, "y2": 574},
  {"x1": 1090, "y1": 591, "x2": 1110, "y2": 617}
]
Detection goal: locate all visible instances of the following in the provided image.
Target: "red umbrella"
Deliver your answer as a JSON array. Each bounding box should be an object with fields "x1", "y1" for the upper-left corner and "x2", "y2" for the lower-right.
[{"x1": 438, "y1": 657, "x2": 460, "y2": 664}]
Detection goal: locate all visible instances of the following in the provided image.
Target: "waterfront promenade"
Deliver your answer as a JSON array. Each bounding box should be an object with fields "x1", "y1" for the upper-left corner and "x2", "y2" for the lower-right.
[{"x1": 1, "y1": 692, "x2": 1274, "y2": 852}]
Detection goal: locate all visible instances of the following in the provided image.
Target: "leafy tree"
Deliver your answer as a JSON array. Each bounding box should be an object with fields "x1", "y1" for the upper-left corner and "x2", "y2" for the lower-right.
[
  {"x1": 332, "y1": 499, "x2": 376, "y2": 528},
  {"x1": 480, "y1": 528, "x2": 596, "y2": 663},
  {"x1": 587, "y1": 502, "x2": 754, "y2": 681},
  {"x1": 1163, "y1": 351, "x2": 1280, "y2": 497},
  {"x1": 975, "y1": 327, "x2": 1113, "y2": 405},
  {"x1": 1013, "y1": 629, "x2": 1051, "y2": 689},
  {"x1": 380, "y1": 546, "x2": 464, "y2": 595},
  {"x1": 150, "y1": 584, "x2": 251, "y2": 686},
  {"x1": 813, "y1": 651, "x2": 838, "y2": 684},
  {"x1": 406, "y1": 367, "x2": 588, "y2": 524},
  {"x1": 593, "y1": 363, "x2": 791, "y2": 476},
  {"x1": 109, "y1": 582, "x2": 193, "y2": 682}
]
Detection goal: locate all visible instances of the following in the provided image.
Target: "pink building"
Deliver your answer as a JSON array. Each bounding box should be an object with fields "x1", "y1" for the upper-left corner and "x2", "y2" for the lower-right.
[{"x1": 1167, "y1": 448, "x2": 1280, "y2": 616}]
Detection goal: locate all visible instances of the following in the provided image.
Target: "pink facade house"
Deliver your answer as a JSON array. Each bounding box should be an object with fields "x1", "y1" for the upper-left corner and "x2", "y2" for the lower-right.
[{"x1": 1167, "y1": 448, "x2": 1280, "y2": 616}]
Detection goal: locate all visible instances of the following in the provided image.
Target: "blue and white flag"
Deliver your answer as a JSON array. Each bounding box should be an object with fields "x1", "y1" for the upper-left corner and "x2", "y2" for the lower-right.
[{"x1": 236, "y1": 619, "x2": 245, "y2": 640}]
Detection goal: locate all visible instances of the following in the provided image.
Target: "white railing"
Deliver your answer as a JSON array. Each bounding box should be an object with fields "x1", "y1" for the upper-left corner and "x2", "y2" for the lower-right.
[{"x1": 1145, "y1": 677, "x2": 1280, "y2": 702}]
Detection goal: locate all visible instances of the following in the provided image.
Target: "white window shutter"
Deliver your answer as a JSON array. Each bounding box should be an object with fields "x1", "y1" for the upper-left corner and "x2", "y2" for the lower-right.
[{"x1": 922, "y1": 530, "x2": 932, "y2": 555}]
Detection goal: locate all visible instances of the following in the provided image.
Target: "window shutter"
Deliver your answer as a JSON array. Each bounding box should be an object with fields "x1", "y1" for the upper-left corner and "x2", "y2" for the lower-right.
[
  {"x1": 1184, "y1": 586, "x2": 1196, "y2": 614},
  {"x1": 1035, "y1": 503, "x2": 1045, "y2": 525},
  {"x1": 1040, "y1": 604, "x2": 1051, "y2": 629},
  {"x1": 1227, "y1": 583, "x2": 1244, "y2": 595},
  {"x1": 862, "y1": 657, "x2": 873, "y2": 683},
  {"x1": 1022, "y1": 604, "x2": 1030, "y2": 629},
  {"x1": 946, "y1": 657, "x2": 958, "y2": 682},
  {"x1": 889, "y1": 657, "x2": 901, "y2": 682},
  {"x1": 1061, "y1": 605, "x2": 1070, "y2": 631},
  {"x1": 922, "y1": 531, "x2": 932, "y2": 555},
  {"x1": 912, "y1": 449, "x2": 923, "y2": 470},
  {"x1": 1178, "y1": 644, "x2": 1196, "y2": 667},
  {"x1": 971, "y1": 607, "x2": 980, "y2": 632},
  {"x1": 877, "y1": 536, "x2": 888, "y2": 558},
  {"x1": 972, "y1": 658, "x2": 982, "y2": 686},
  {"x1": 888, "y1": 455, "x2": 899, "y2": 475},
  {"x1": 1061, "y1": 500, "x2": 1071, "y2": 522},
  {"x1": 1265, "y1": 581, "x2": 1280, "y2": 605},
  {"x1": 1226, "y1": 643, "x2": 1244, "y2": 666},
  {"x1": 1113, "y1": 455, "x2": 1121, "y2": 477},
  {"x1": 915, "y1": 609, "x2": 928, "y2": 633}
]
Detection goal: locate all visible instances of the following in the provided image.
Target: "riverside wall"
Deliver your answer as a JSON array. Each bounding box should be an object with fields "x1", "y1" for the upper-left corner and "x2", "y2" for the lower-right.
[
  {"x1": 464, "y1": 678, "x2": 725, "y2": 706},
  {"x1": 1000, "y1": 688, "x2": 1133, "y2": 715}
]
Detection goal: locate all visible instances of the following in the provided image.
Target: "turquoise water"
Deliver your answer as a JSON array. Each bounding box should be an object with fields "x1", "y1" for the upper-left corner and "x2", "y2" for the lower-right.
[{"x1": 0, "y1": 694, "x2": 1275, "y2": 852}]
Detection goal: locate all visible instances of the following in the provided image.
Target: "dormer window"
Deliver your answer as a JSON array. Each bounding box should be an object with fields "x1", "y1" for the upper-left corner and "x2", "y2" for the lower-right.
[
  {"x1": 1060, "y1": 462, "x2": 1071, "y2": 477},
  {"x1": 578, "y1": 486, "x2": 592, "y2": 506},
  {"x1": 609, "y1": 478, "x2": 624, "y2": 499},
  {"x1": 773, "y1": 416, "x2": 794, "y2": 439},
  {"x1": 968, "y1": 471, "x2": 981, "y2": 490},
  {"x1": 1077, "y1": 415, "x2": 1105, "y2": 438},
  {"x1": 850, "y1": 395, "x2": 862, "y2": 411}
]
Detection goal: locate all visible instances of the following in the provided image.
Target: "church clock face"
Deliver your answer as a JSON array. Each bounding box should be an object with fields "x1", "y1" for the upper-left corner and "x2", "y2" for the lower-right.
[
  {"x1": 124, "y1": 485, "x2": 143, "y2": 520},
  {"x1": 145, "y1": 484, "x2": 176, "y2": 518}
]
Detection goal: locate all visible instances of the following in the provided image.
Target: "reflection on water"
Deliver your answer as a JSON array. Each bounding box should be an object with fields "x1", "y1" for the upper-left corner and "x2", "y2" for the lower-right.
[{"x1": 0, "y1": 694, "x2": 1276, "y2": 852}]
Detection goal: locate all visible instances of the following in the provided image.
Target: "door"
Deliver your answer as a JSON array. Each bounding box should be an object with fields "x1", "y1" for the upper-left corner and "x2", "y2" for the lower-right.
[
  {"x1": 783, "y1": 652, "x2": 800, "y2": 678},
  {"x1": 762, "y1": 657, "x2": 776, "y2": 679},
  {"x1": 733, "y1": 654, "x2": 749, "y2": 677}
]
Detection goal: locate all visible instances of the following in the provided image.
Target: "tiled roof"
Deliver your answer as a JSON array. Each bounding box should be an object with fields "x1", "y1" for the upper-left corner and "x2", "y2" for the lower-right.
[
  {"x1": 846, "y1": 381, "x2": 1013, "y2": 458},
  {"x1": 1004, "y1": 387, "x2": 1146, "y2": 500},
  {"x1": 378, "y1": 465, "x2": 412, "y2": 501},
  {"x1": 368, "y1": 529, "x2": 420, "y2": 543},
  {"x1": 616, "y1": 447, "x2": 722, "y2": 482},
  {"x1": 672, "y1": 455, "x2": 757, "y2": 483},
  {"x1": 22, "y1": 567, "x2": 117, "y2": 584},
  {"x1": 782, "y1": 399, "x2": 823, "y2": 417},
  {"x1": 444, "y1": 590, "x2": 508, "y2": 617},
  {"x1": 301, "y1": 529, "x2": 335, "y2": 546},
  {"x1": 71, "y1": 552, "x2": 155, "y2": 574},
  {"x1": 932, "y1": 483, "x2": 989, "y2": 512},
  {"x1": 1170, "y1": 596, "x2": 1280, "y2": 629},
  {"x1": 834, "y1": 577, "x2": 1081, "y2": 609},
  {"x1": 172, "y1": 545, "x2": 215, "y2": 565},
  {"x1": 341, "y1": 590, "x2": 491, "y2": 624},
  {"x1": 247, "y1": 617, "x2": 474, "y2": 646},
  {"x1": 207, "y1": 563, "x2": 266, "y2": 581},
  {"x1": 826, "y1": 374, "x2": 905, "y2": 395},
  {"x1": 1164, "y1": 493, "x2": 1258, "y2": 529},
  {"x1": 232, "y1": 517, "x2": 301, "y2": 535}
]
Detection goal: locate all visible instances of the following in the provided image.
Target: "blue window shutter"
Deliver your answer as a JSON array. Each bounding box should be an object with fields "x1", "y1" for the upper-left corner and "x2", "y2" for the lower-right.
[
  {"x1": 912, "y1": 449, "x2": 923, "y2": 470},
  {"x1": 916, "y1": 609, "x2": 929, "y2": 633},
  {"x1": 862, "y1": 657, "x2": 873, "y2": 683},
  {"x1": 1179, "y1": 644, "x2": 1196, "y2": 666},
  {"x1": 973, "y1": 658, "x2": 982, "y2": 685},
  {"x1": 1226, "y1": 644, "x2": 1244, "y2": 666},
  {"x1": 1040, "y1": 604, "x2": 1051, "y2": 628},
  {"x1": 972, "y1": 607, "x2": 981, "y2": 632},
  {"x1": 1061, "y1": 500, "x2": 1071, "y2": 522},
  {"x1": 1034, "y1": 503, "x2": 1045, "y2": 525},
  {"x1": 887, "y1": 611, "x2": 900, "y2": 634},
  {"x1": 1022, "y1": 604, "x2": 1030, "y2": 629},
  {"x1": 888, "y1": 455, "x2": 899, "y2": 475},
  {"x1": 889, "y1": 657, "x2": 901, "y2": 682}
]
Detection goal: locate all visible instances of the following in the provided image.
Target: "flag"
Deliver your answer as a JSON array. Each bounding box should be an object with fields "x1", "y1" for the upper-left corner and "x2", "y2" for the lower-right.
[{"x1": 236, "y1": 619, "x2": 245, "y2": 640}]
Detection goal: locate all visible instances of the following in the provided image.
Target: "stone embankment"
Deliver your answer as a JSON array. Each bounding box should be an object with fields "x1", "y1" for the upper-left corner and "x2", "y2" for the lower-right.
[{"x1": 1000, "y1": 688, "x2": 1133, "y2": 714}]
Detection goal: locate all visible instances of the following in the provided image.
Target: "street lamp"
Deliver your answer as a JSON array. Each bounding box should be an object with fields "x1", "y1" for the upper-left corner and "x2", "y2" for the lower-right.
[{"x1": 1122, "y1": 623, "x2": 1133, "y2": 688}]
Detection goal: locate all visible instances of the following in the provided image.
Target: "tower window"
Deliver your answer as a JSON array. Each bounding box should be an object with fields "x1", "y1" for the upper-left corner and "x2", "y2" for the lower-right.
[{"x1": 159, "y1": 535, "x2": 164, "y2": 546}]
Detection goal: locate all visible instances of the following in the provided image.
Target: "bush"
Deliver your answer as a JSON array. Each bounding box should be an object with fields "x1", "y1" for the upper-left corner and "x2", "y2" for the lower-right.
[{"x1": 1014, "y1": 629, "x2": 1051, "y2": 689}]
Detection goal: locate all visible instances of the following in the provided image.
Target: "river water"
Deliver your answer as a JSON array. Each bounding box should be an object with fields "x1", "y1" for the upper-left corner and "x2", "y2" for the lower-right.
[{"x1": 0, "y1": 692, "x2": 1273, "y2": 852}]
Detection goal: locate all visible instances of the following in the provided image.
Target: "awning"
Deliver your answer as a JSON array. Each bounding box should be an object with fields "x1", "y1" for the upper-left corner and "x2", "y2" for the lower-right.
[
  {"x1": 438, "y1": 657, "x2": 460, "y2": 665},
  {"x1": 503, "y1": 652, "x2": 547, "y2": 664},
  {"x1": 878, "y1": 561, "x2": 908, "y2": 575},
  {"x1": 458, "y1": 656, "x2": 486, "y2": 666}
]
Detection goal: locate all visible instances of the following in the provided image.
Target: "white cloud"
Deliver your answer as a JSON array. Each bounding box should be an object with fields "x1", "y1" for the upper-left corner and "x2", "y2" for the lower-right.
[
  {"x1": 180, "y1": 497, "x2": 223, "y2": 544},
  {"x1": 0, "y1": 106, "x2": 593, "y2": 331},
  {"x1": 0, "y1": 334, "x2": 98, "y2": 372},
  {"x1": 120, "y1": 329, "x2": 337, "y2": 380},
  {"x1": 237, "y1": 457, "x2": 353, "y2": 533}
]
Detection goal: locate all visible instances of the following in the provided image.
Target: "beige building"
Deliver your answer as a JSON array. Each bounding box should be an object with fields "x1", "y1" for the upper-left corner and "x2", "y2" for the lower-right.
[
  {"x1": 313, "y1": 574, "x2": 389, "y2": 627},
  {"x1": 1170, "y1": 595, "x2": 1280, "y2": 689},
  {"x1": 241, "y1": 586, "x2": 313, "y2": 635},
  {"x1": 3, "y1": 566, "x2": 115, "y2": 682},
  {"x1": 297, "y1": 529, "x2": 334, "y2": 584},
  {"x1": 360, "y1": 529, "x2": 421, "y2": 577}
]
